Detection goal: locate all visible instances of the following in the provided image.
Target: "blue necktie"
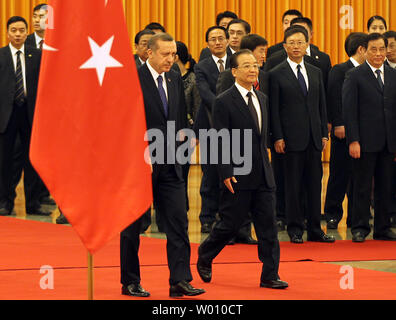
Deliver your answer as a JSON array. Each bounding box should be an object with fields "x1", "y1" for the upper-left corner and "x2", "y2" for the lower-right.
[
  {"x1": 157, "y1": 75, "x2": 168, "y2": 117},
  {"x1": 297, "y1": 64, "x2": 308, "y2": 96},
  {"x1": 375, "y1": 69, "x2": 384, "y2": 91}
]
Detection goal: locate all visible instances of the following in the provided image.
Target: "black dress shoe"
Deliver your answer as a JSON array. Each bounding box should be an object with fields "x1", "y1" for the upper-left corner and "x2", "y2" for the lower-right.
[
  {"x1": 373, "y1": 230, "x2": 396, "y2": 241},
  {"x1": 122, "y1": 284, "x2": 150, "y2": 297},
  {"x1": 352, "y1": 232, "x2": 366, "y2": 243},
  {"x1": 290, "y1": 235, "x2": 303, "y2": 244},
  {"x1": 227, "y1": 237, "x2": 236, "y2": 245},
  {"x1": 390, "y1": 215, "x2": 396, "y2": 228},
  {"x1": 260, "y1": 279, "x2": 289, "y2": 289},
  {"x1": 169, "y1": 281, "x2": 205, "y2": 298},
  {"x1": 0, "y1": 207, "x2": 11, "y2": 216},
  {"x1": 327, "y1": 219, "x2": 339, "y2": 230},
  {"x1": 26, "y1": 208, "x2": 52, "y2": 216},
  {"x1": 197, "y1": 258, "x2": 212, "y2": 283},
  {"x1": 235, "y1": 236, "x2": 258, "y2": 245},
  {"x1": 307, "y1": 233, "x2": 335, "y2": 243}
]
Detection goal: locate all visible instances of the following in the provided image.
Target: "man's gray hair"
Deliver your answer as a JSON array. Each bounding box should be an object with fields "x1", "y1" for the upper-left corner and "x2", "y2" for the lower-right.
[{"x1": 147, "y1": 32, "x2": 174, "y2": 51}]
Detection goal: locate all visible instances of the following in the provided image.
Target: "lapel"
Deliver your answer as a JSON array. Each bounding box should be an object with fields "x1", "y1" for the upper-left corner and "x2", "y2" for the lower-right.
[
  {"x1": 208, "y1": 57, "x2": 220, "y2": 77},
  {"x1": 383, "y1": 64, "x2": 392, "y2": 100},
  {"x1": 305, "y1": 62, "x2": 316, "y2": 99},
  {"x1": 254, "y1": 89, "x2": 267, "y2": 138},
  {"x1": 141, "y1": 64, "x2": 168, "y2": 119},
  {"x1": 165, "y1": 72, "x2": 176, "y2": 120},
  {"x1": 363, "y1": 62, "x2": 384, "y2": 94},
  {"x1": 24, "y1": 46, "x2": 33, "y2": 90},
  {"x1": 281, "y1": 60, "x2": 306, "y2": 98},
  {"x1": 2, "y1": 46, "x2": 16, "y2": 82},
  {"x1": 230, "y1": 85, "x2": 261, "y2": 137}
]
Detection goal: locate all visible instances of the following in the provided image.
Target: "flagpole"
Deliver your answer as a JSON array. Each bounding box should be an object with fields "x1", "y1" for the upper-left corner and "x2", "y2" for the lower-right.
[{"x1": 87, "y1": 252, "x2": 94, "y2": 300}]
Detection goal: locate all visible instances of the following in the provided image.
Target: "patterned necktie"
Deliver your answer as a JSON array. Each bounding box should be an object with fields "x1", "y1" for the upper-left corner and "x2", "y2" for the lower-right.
[
  {"x1": 375, "y1": 69, "x2": 384, "y2": 91},
  {"x1": 157, "y1": 75, "x2": 168, "y2": 118},
  {"x1": 14, "y1": 50, "x2": 26, "y2": 106},
  {"x1": 254, "y1": 80, "x2": 260, "y2": 91},
  {"x1": 39, "y1": 40, "x2": 44, "y2": 50},
  {"x1": 218, "y1": 59, "x2": 225, "y2": 72},
  {"x1": 247, "y1": 92, "x2": 260, "y2": 132},
  {"x1": 297, "y1": 64, "x2": 308, "y2": 96}
]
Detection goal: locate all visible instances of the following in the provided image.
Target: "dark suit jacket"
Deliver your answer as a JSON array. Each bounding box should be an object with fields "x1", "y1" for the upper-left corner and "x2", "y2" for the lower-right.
[
  {"x1": 342, "y1": 62, "x2": 396, "y2": 153},
  {"x1": 212, "y1": 85, "x2": 275, "y2": 190},
  {"x1": 266, "y1": 42, "x2": 284, "y2": 59},
  {"x1": 0, "y1": 45, "x2": 41, "y2": 133},
  {"x1": 269, "y1": 60, "x2": 328, "y2": 152},
  {"x1": 137, "y1": 63, "x2": 188, "y2": 180},
  {"x1": 216, "y1": 69, "x2": 269, "y2": 96},
  {"x1": 264, "y1": 44, "x2": 332, "y2": 89},
  {"x1": 327, "y1": 59, "x2": 355, "y2": 127},
  {"x1": 134, "y1": 54, "x2": 143, "y2": 68},
  {"x1": 199, "y1": 46, "x2": 233, "y2": 62},
  {"x1": 194, "y1": 55, "x2": 230, "y2": 132},
  {"x1": 25, "y1": 34, "x2": 39, "y2": 49}
]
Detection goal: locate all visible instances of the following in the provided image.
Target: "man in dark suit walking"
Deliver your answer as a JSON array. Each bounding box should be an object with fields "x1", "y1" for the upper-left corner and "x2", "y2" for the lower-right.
[
  {"x1": 194, "y1": 26, "x2": 230, "y2": 234},
  {"x1": 343, "y1": 33, "x2": 396, "y2": 242},
  {"x1": 120, "y1": 33, "x2": 205, "y2": 298},
  {"x1": 197, "y1": 49, "x2": 288, "y2": 290},
  {"x1": 324, "y1": 32, "x2": 368, "y2": 229},
  {"x1": 269, "y1": 26, "x2": 335, "y2": 244},
  {"x1": 0, "y1": 17, "x2": 44, "y2": 216},
  {"x1": 215, "y1": 34, "x2": 269, "y2": 244}
]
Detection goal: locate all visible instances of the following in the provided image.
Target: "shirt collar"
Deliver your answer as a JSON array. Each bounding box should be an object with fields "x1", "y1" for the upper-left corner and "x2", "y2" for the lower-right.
[
  {"x1": 387, "y1": 59, "x2": 396, "y2": 69},
  {"x1": 212, "y1": 53, "x2": 227, "y2": 65},
  {"x1": 34, "y1": 32, "x2": 44, "y2": 47},
  {"x1": 287, "y1": 57, "x2": 305, "y2": 71},
  {"x1": 306, "y1": 45, "x2": 311, "y2": 57},
  {"x1": 366, "y1": 60, "x2": 384, "y2": 74},
  {"x1": 349, "y1": 57, "x2": 360, "y2": 67},
  {"x1": 9, "y1": 43, "x2": 25, "y2": 55},
  {"x1": 235, "y1": 81, "x2": 255, "y2": 99},
  {"x1": 146, "y1": 60, "x2": 166, "y2": 82}
]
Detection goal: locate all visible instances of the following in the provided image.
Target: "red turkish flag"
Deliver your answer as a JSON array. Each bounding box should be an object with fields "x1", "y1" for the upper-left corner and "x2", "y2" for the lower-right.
[{"x1": 30, "y1": 0, "x2": 152, "y2": 254}]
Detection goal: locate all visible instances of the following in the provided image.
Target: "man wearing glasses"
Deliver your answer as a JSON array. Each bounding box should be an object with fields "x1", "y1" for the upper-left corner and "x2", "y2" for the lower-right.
[
  {"x1": 197, "y1": 49, "x2": 288, "y2": 290},
  {"x1": 194, "y1": 26, "x2": 231, "y2": 234},
  {"x1": 269, "y1": 26, "x2": 335, "y2": 244}
]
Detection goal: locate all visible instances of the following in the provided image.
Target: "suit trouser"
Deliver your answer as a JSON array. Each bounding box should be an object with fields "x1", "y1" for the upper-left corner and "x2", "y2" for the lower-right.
[
  {"x1": 283, "y1": 140, "x2": 323, "y2": 238},
  {"x1": 120, "y1": 164, "x2": 192, "y2": 286},
  {"x1": 390, "y1": 163, "x2": 396, "y2": 216},
  {"x1": 0, "y1": 103, "x2": 41, "y2": 211},
  {"x1": 271, "y1": 151, "x2": 286, "y2": 223},
  {"x1": 324, "y1": 136, "x2": 353, "y2": 225},
  {"x1": 9, "y1": 134, "x2": 50, "y2": 210},
  {"x1": 351, "y1": 150, "x2": 393, "y2": 237},
  {"x1": 198, "y1": 185, "x2": 280, "y2": 282}
]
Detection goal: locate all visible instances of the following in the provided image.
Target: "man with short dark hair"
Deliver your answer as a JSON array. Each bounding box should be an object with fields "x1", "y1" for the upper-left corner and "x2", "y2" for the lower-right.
[
  {"x1": 144, "y1": 22, "x2": 166, "y2": 33},
  {"x1": 269, "y1": 27, "x2": 334, "y2": 244},
  {"x1": 226, "y1": 19, "x2": 251, "y2": 54},
  {"x1": 324, "y1": 32, "x2": 368, "y2": 230},
  {"x1": 199, "y1": 11, "x2": 238, "y2": 61},
  {"x1": 197, "y1": 49, "x2": 288, "y2": 290},
  {"x1": 194, "y1": 26, "x2": 230, "y2": 234},
  {"x1": 0, "y1": 17, "x2": 44, "y2": 217},
  {"x1": 134, "y1": 29, "x2": 155, "y2": 67},
  {"x1": 266, "y1": 9, "x2": 303, "y2": 58},
  {"x1": 343, "y1": 33, "x2": 396, "y2": 242},
  {"x1": 120, "y1": 33, "x2": 205, "y2": 298}
]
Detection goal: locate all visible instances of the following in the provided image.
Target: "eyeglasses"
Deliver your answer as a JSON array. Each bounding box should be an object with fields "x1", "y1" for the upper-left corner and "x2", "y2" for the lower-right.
[
  {"x1": 286, "y1": 41, "x2": 307, "y2": 47},
  {"x1": 208, "y1": 37, "x2": 227, "y2": 43},
  {"x1": 237, "y1": 64, "x2": 260, "y2": 71}
]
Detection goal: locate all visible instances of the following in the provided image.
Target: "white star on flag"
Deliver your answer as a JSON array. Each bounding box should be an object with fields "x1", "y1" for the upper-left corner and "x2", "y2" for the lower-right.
[{"x1": 80, "y1": 35, "x2": 123, "y2": 86}]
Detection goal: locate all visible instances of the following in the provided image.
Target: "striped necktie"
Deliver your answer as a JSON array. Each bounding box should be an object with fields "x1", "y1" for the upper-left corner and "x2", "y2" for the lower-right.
[{"x1": 14, "y1": 50, "x2": 26, "y2": 106}]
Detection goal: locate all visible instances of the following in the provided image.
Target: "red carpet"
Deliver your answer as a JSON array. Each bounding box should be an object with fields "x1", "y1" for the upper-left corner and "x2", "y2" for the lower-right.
[{"x1": 1, "y1": 216, "x2": 396, "y2": 300}]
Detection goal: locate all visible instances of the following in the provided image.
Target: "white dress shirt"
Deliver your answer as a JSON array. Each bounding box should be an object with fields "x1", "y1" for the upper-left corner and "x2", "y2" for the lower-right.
[
  {"x1": 9, "y1": 43, "x2": 27, "y2": 95},
  {"x1": 235, "y1": 82, "x2": 262, "y2": 132},
  {"x1": 34, "y1": 32, "x2": 44, "y2": 49},
  {"x1": 212, "y1": 54, "x2": 228, "y2": 73},
  {"x1": 146, "y1": 60, "x2": 168, "y2": 99},
  {"x1": 287, "y1": 57, "x2": 309, "y2": 91},
  {"x1": 366, "y1": 61, "x2": 385, "y2": 84}
]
